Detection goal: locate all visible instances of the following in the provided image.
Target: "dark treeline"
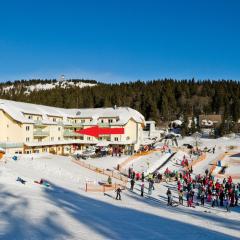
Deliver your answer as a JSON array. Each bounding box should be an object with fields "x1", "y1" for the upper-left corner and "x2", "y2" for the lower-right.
[
  {"x1": 1, "y1": 79, "x2": 240, "y2": 125},
  {"x1": 1, "y1": 79, "x2": 98, "y2": 86}
]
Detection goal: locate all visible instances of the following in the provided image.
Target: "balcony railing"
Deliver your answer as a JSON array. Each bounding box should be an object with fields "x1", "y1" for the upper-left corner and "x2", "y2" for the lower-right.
[
  {"x1": 98, "y1": 122, "x2": 111, "y2": 127},
  {"x1": 69, "y1": 122, "x2": 85, "y2": 127},
  {"x1": 33, "y1": 130, "x2": 49, "y2": 137},
  {"x1": 63, "y1": 130, "x2": 81, "y2": 137},
  {"x1": 33, "y1": 120, "x2": 46, "y2": 127},
  {"x1": 0, "y1": 142, "x2": 24, "y2": 149}
]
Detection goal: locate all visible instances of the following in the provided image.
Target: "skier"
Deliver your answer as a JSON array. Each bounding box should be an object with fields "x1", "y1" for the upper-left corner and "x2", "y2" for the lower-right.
[
  {"x1": 128, "y1": 167, "x2": 132, "y2": 178},
  {"x1": 178, "y1": 189, "x2": 183, "y2": 205},
  {"x1": 136, "y1": 172, "x2": 140, "y2": 181},
  {"x1": 212, "y1": 146, "x2": 216, "y2": 154},
  {"x1": 107, "y1": 176, "x2": 112, "y2": 185},
  {"x1": 200, "y1": 189, "x2": 205, "y2": 206},
  {"x1": 148, "y1": 180, "x2": 153, "y2": 195},
  {"x1": 16, "y1": 177, "x2": 26, "y2": 184},
  {"x1": 187, "y1": 191, "x2": 192, "y2": 207},
  {"x1": 150, "y1": 178, "x2": 155, "y2": 190},
  {"x1": 115, "y1": 187, "x2": 122, "y2": 200},
  {"x1": 211, "y1": 192, "x2": 217, "y2": 208},
  {"x1": 140, "y1": 182, "x2": 144, "y2": 197},
  {"x1": 130, "y1": 178, "x2": 135, "y2": 191},
  {"x1": 225, "y1": 195, "x2": 231, "y2": 212},
  {"x1": 219, "y1": 189, "x2": 224, "y2": 206},
  {"x1": 132, "y1": 171, "x2": 136, "y2": 180},
  {"x1": 166, "y1": 188, "x2": 172, "y2": 206}
]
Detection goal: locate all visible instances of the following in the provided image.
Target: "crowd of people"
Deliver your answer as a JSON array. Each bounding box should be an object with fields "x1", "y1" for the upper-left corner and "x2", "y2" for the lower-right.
[
  {"x1": 175, "y1": 168, "x2": 239, "y2": 211},
  {"x1": 126, "y1": 146, "x2": 239, "y2": 213}
]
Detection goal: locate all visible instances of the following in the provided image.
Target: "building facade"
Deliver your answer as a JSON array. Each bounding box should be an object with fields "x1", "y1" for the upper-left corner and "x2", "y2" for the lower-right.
[{"x1": 0, "y1": 99, "x2": 145, "y2": 155}]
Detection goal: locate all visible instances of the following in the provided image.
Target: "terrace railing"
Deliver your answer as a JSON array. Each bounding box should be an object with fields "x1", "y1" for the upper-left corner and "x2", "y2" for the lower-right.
[
  {"x1": 33, "y1": 130, "x2": 49, "y2": 137},
  {"x1": 0, "y1": 142, "x2": 24, "y2": 149}
]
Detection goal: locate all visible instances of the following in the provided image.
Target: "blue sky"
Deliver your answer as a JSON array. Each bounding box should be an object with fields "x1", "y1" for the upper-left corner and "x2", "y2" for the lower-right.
[{"x1": 0, "y1": 0, "x2": 239, "y2": 82}]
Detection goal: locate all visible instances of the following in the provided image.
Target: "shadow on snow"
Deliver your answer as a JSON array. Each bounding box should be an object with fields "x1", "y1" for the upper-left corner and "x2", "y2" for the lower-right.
[{"x1": 0, "y1": 182, "x2": 239, "y2": 240}]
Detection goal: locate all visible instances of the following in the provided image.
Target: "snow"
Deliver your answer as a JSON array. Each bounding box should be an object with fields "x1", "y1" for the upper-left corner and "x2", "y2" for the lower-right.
[
  {"x1": 122, "y1": 151, "x2": 175, "y2": 175},
  {"x1": 84, "y1": 155, "x2": 129, "y2": 170},
  {"x1": 160, "y1": 150, "x2": 191, "y2": 173},
  {"x1": 0, "y1": 98, "x2": 145, "y2": 125},
  {"x1": 1, "y1": 80, "x2": 97, "y2": 95},
  {"x1": 0, "y1": 137, "x2": 240, "y2": 240}
]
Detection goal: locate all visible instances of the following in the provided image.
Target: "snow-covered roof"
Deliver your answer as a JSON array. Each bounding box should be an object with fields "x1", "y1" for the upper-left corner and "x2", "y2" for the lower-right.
[
  {"x1": 0, "y1": 99, "x2": 145, "y2": 125},
  {"x1": 0, "y1": 147, "x2": 5, "y2": 153}
]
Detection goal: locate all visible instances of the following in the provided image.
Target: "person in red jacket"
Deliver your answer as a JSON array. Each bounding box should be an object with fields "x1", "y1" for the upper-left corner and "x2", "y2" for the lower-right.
[{"x1": 228, "y1": 176, "x2": 232, "y2": 184}]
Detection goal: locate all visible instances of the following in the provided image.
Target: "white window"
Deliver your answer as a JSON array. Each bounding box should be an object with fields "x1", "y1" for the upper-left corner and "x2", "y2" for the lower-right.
[
  {"x1": 26, "y1": 126, "x2": 30, "y2": 131},
  {"x1": 28, "y1": 116, "x2": 32, "y2": 119},
  {"x1": 53, "y1": 118, "x2": 56, "y2": 122},
  {"x1": 114, "y1": 137, "x2": 119, "y2": 141},
  {"x1": 58, "y1": 127, "x2": 61, "y2": 131},
  {"x1": 58, "y1": 137, "x2": 61, "y2": 141},
  {"x1": 74, "y1": 119, "x2": 77, "y2": 123},
  {"x1": 51, "y1": 137, "x2": 54, "y2": 141},
  {"x1": 108, "y1": 119, "x2": 113, "y2": 123},
  {"x1": 26, "y1": 137, "x2": 30, "y2": 142},
  {"x1": 81, "y1": 119, "x2": 85, "y2": 123},
  {"x1": 87, "y1": 137, "x2": 91, "y2": 140},
  {"x1": 101, "y1": 119, "x2": 104, "y2": 123},
  {"x1": 38, "y1": 139, "x2": 42, "y2": 142}
]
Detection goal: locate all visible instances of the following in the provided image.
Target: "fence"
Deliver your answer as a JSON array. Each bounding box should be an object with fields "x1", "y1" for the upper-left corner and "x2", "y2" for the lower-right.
[
  {"x1": 85, "y1": 182, "x2": 126, "y2": 192},
  {"x1": 72, "y1": 158, "x2": 128, "y2": 183}
]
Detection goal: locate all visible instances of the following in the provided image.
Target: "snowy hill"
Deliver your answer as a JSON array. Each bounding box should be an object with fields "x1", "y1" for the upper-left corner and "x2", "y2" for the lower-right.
[
  {"x1": 0, "y1": 79, "x2": 97, "y2": 95},
  {"x1": 0, "y1": 148, "x2": 239, "y2": 239}
]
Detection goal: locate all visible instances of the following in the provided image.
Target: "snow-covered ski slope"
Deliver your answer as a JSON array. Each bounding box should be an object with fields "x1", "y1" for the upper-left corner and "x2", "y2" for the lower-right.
[{"x1": 0, "y1": 136, "x2": 240, "y2": 240}]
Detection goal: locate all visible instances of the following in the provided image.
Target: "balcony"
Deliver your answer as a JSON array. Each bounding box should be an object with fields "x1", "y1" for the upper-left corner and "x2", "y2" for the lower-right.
[
  {"x1": 33, "y1": 130, "x2": 49, "y2": 137},
  {"x1": 63, "y1": 130, "x2": 81, "y2": 137}
]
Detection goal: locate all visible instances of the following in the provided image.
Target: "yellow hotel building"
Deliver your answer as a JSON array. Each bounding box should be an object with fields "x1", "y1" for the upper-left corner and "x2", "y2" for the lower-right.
[{"x1": 0, "y1": 99, "x2": 145, "y2": 155}]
